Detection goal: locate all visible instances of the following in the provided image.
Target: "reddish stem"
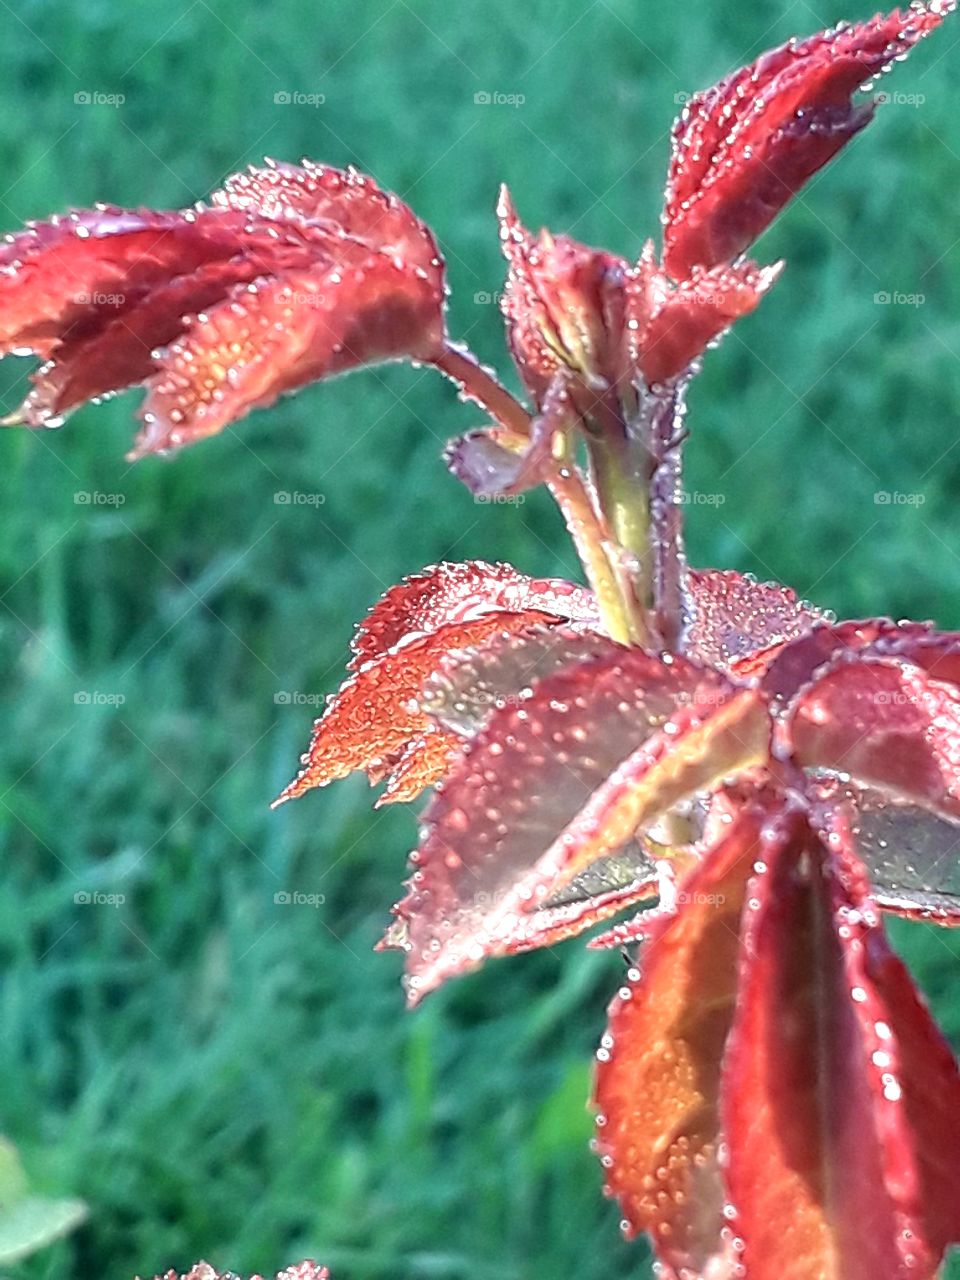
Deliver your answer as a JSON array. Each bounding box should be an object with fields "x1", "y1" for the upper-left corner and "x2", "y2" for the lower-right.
[{"x1": 431, "y1": 342, "x2": 532, "y2": 437}]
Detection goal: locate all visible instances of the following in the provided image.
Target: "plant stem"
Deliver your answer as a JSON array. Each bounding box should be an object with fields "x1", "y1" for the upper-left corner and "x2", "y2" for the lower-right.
[
  {"x1": 640, "y1": 381, "x2": 692, "y2": 653},
  {"x1": 547, "y1": 462, "x2": 646, "y2": 647},
  {"x1": 431, "y1": 342, "x2": 532, "y2": 437}
]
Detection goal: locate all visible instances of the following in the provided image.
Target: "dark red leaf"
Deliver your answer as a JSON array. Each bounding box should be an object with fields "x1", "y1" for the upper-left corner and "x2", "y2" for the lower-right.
[
  {"x1": 827, "y1": 811, "x2": 960, "y2": 1265},
  {"x1": 760, "y1": 617, "x2": 932, "y2": 702},
  {"x1": 663, "y1": 6, "x2": 949, "y2": 279},
  {"x1": 0, "y1": 206, "x2": 274, "y2": 357},
  {"x1": 723, "y1": 804, "x2": 960, "y2": 1279}
]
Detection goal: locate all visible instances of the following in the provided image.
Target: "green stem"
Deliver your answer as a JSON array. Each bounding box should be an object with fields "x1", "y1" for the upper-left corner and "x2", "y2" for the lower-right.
[{"x1": 546, "y1": 462, "x2": 644, "y2": 647}]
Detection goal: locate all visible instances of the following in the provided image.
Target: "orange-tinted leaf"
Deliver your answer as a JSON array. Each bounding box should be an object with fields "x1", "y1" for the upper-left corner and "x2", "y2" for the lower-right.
[
  {"x1": 388, "y1": 654, "x2": 769, "y2": 1002},
  {"x1": 787, "y1": 659, "x2": 960, "y2": 820},
  {"x1": 593, "y1": 799, "x2": 770, "y2": 1273},
  {"x1": 374, "y1": 730, "x2": 459, "y2": 807},
  {"x1": 663, "y1": 6, "x2": 948, "y2": 279},
  {"x1": 276, "y1": 562, "x2": 597, "y2": 806},
  {"x1": 275, "y1": 611, "x2": 554, "y2": 806}
]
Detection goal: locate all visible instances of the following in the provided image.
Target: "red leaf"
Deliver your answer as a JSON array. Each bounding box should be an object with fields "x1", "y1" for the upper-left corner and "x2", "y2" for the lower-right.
[
  {"x1": 786, "y1": 659, "x2": 960, "y2": 820},
  {"x1": 19, "y1": 256, "x2": 271, "y2": 425},
  {"x1": 0, "y1": 206, "x2": 272, "y2": 356},
  {"x1": 497, "y1": 186, "x2": 628, "y2": 404},
  {"x1": 211, "y1": 160, "x2": 440, "y2": 274},
  {"x1": 760, "y1": 618, "x2": 926, "y2": 702},
  {"x1": 593, "y1": 798, "x2": 770, "y2": 1273},
  {"x1": 638, "y1": 259, "x2": 781, "y2": 385},
  {"x1": 132, "y1": 257, "x2": 443, "y2": 458},
  {"x1": 275, "y1": 562, "x2": 597, "y2": 806},
  {"x1": 723, "y1": 804, "x2": 960, "y2": 1279},
  {"x1": 347, "y1": 560, "x2": 597, "y2": 672},
  {"x1": 827, "y1": 812, "x2": 960, "y2": 1265},
  {"x1": 663, "y1": 6, "x2": 949, "y2": 279},
  {"x1": 724, "y1": 810, "x2": 901, "y2": 1279},
  {"x1": 388, "y1": 653, "x2": 769, "y2": 1002},
  {"x1": 686, "y1": 568, "x2": 826, "y2": 674},
  {"x1": 0, "y1": 161, "x2": 447, "y2": 457}
]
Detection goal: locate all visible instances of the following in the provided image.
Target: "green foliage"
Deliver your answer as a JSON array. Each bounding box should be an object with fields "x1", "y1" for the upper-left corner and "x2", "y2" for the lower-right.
[{"x1": 0, "y1": 1, "x2": 958, "y2": 1276}]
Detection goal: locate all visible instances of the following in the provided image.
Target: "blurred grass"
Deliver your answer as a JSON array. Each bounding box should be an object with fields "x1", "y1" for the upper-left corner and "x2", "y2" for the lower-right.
[{"x1": 1, "y1": 0, "x2": 960, "y2": 1277}]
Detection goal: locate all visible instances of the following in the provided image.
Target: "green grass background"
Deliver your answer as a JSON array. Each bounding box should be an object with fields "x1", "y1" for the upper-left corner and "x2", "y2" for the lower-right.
[{"x1": 1, "y1": 1, "x2": 960, "y2": 1276}]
